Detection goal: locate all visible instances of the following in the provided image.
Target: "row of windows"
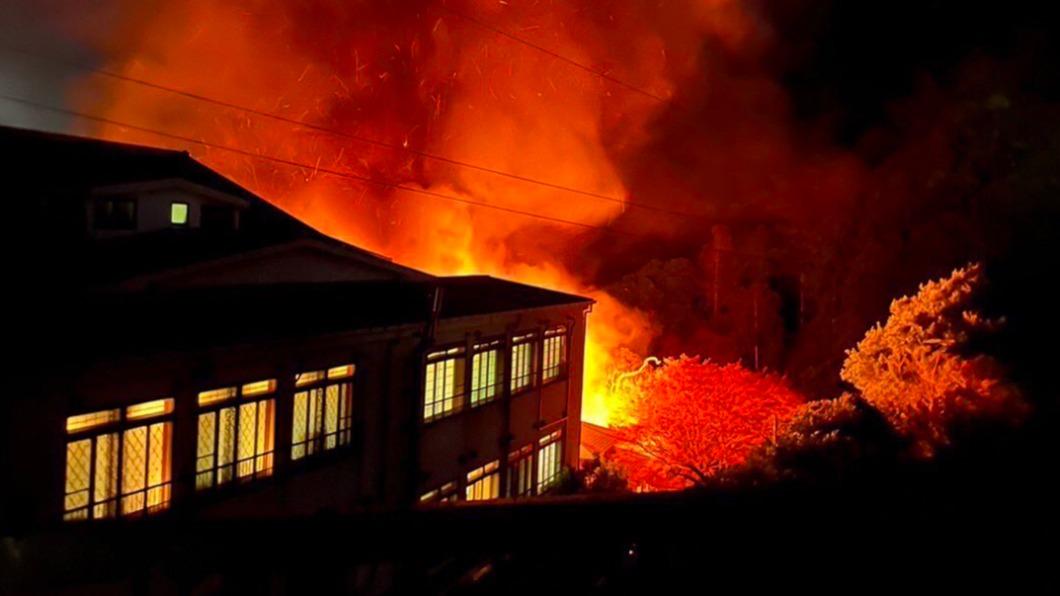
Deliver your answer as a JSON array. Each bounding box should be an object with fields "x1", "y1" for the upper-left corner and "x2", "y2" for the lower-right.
[
  {"x1": 419, "y1": 430, "x2": 565, "y2": 505},
  {"x1": 424, "y1": 326, "x2": 569, "y2": 423},
  {"x1": 63, "y1": 365, "x2": 355, "y2": 522}
]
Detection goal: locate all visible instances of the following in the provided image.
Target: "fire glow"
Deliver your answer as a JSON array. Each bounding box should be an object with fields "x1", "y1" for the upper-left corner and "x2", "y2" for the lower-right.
[{"x1": 59, "y1": 0, "x2": 825, "y2": 426}]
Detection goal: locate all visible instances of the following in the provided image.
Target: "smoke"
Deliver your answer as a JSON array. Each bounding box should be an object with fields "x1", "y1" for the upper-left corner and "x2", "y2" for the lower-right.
[{"x1": 3, "y1": 0, "x2": 1059, "y2": 416}]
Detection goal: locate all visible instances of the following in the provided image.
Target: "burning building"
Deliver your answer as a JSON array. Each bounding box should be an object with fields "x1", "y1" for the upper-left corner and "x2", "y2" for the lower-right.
[{"x1": 1, "y1": 124, "x2": 592, "y2": 530}]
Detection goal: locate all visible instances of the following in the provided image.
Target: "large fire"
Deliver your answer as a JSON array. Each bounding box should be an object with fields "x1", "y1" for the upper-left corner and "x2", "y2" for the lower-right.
[
  {"x1": 31, "y1": 0, "x2": 870, "y2": 429},
  {"x1": 55, "y1": 0, "x2": 768, "y2": 425}
]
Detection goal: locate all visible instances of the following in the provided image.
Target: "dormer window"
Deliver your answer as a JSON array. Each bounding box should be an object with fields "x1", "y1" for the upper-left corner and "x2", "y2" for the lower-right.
[
  {"x1": 170, "y1": 202, "x2": 189, "y2": 226},
  {"x1": 93, "y1": 195, "x2": 137, "y2": 230}
]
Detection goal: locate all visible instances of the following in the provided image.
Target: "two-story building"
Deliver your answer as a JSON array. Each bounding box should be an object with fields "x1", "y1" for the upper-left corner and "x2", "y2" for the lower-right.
[{"x1": 1, "y1": 125, "x2": 591, "y2": 532}]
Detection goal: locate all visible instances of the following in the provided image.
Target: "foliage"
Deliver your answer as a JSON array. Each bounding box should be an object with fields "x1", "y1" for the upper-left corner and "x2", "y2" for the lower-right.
[
  {"x1": 574, "y1": 457, "x2": 630, "y2": 494},
  {"x1": 610, "y1": 356, "x2": 805, "y2": 491},
  {"x1": 735, "y1": 393, "x2": 899, "y2": 484},
  {"x1": 840, "y1": 263, "x2": 1025, "y2": 456}
]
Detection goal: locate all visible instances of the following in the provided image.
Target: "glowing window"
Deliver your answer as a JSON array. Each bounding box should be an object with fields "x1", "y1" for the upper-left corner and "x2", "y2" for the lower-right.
[
  {"x1": 542, "y1": 327, "x2": 568, "y2": 382},
  {"x1": 198, "y1": 386, "x2": 238, "y2": 406},
  {"x1": 470, "y1": 340, "x2": 502, "y2": 407},
  {"x1": 126, "y1": 398, "x2": 174, "y2": 421},
  {"x1": 295, "y1": 370, "x2": 325, "y2": 387},
  {"x1": 420, "y1": 481, "x2": 458, "y2": 504},
  {"x1": 196, "y1": 381, "x2": 275, "y2": 490},
  {"x1": 511, "y1": 334, "x2": 537, "y2": 394},
  {"x1": 327, "y1": 364, "x2": 355, "y2": 379},
  {"x1": 66, "y1": 409, "x2": 119, "y2": 434},
  {"x1": 170, "y1": 202, "x2": 189, "y2": 225},
  {"x1": 536, "y1": 431, "x2": 563, "y2": 493},
  {"x1": 424, "y1": 348, "x2": 465, "y2": 421},
  {"x1": 465, "y1": 460, "x2": 500, "y2": 501},
  {"x1": 507, "y1": 444, "x2": 534, "y2": 498},
  {"x1": 291, "y1": 366, "x2": 355, "y2": 460},
  {"x1": 63, "y1": 399, "x2": 173, "y2": 521},
  {"x1": 241, "y1": 379, "x2": 277, "y2": 397}
]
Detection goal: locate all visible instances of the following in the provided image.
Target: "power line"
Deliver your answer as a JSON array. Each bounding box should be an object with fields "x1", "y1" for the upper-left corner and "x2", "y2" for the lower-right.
[
  {"x1": 0, "y1": 45, "x2": 696, "y2": 220},
  {"x1": 0, "y1": 93, "x2": 793, "y2": 263},
  {"x1": 436, "y1": 3, "x2": 670, "y2": 104},
  {"x1": 0, "y1": 93, "x2": 626, "y2": 234}
]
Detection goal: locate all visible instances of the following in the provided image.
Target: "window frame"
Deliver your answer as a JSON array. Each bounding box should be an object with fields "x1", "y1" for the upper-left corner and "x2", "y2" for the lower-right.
[
  {"x1": 290, "y1": 364, "x2": 357, "y2": 462},
  {"x1": 542, "y1": 326, "x2": 570, "y2": 384},
  {"x1": 507, "y1": 444, "x2": 535, "y2": 498},
  {"x1": 63, "y1": 398, "x2": 174, "y2": 522},
  {"x1": 536, "y1": 430, "x2": 564, "y2": 494},
  {"x1": 465, "y1": 460, "x2": 501, "y2": 501},
  {"x1": 169, "y1": 201, "x2": 190, "y2": 226},
  {"x1": 194, "y1": 379, "x2": 277, "y2": 492},
  {"x1": 419, "y1": 480, "x2": 459, "y2": 505},
  {"x1": 510, "y1": 332, "x2": 538, "y2": 395},
  {"x1": 423, "y1": 345, "x2": 467, "y2": 422},
  {"x1": 92, "y1": 195, "x2": 138, "y2": 231},
  {"x1": 469, "y1": 338, "x2": 504, "y2": 408}
]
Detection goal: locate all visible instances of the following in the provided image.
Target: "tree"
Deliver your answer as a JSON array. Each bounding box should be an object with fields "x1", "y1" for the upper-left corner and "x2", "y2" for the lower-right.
[
  {"x1": 610, "y1": 356, "x2": 805, "y2": 491},
  {"x1": 840, "y1": 263, "x2": 1024, "y2": 456}
]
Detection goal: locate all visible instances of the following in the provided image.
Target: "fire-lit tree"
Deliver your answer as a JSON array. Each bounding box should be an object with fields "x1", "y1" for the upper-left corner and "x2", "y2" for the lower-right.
[
  {"x1": 840, "y1": 263, "x2": 1024, "y2": 456},
  {"x1": 610, "y1": 356, "x2": 805, "y2": 491}
]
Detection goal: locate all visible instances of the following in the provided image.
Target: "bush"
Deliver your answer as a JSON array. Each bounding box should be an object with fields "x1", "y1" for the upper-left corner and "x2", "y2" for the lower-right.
[
  {"x1": 610, "y1": 356, "x2": 805, "y2": 491},
  {"x1": 840, "y1": 263, "x2": 1025, "y2": 456}
]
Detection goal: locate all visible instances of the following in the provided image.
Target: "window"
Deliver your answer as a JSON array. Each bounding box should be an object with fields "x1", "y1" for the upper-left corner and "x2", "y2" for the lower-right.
[
  {"x1": 424, "y1": 347, "x2": 465, "y2": 421},
  {"x1": 201, "y1": 205, "x2": 235, "y2": 231},
  {"x1": 93, "y1": 195, "x2": 137, "y2": 230},
  {"x1": 466, "y1": 460, "x2": 500, "y2": 501},
  {"x1": 542, "y1": 326, "x2": 568, "y2": 382},
  {"x1": 420, "y1": 481, "x2": 458, "y2": 504},
  {"x1": 291, "y1": 364, "x2": 355, "y2": 460},
  {"x1": 170, "y1": 201, "x2": 189, "y2": 226},
  {"x1": 63, "y1": 398, "x2": 173, "y2": 521},
  {"x1": 507, "y1": 445, "x2": 534, "y2": 498},
  {"x1": 510, "y1": 334, "x2": 537, "y2": 394},
  {"x1": 470, "y1": 340, "x2": 502, "y2": 407},
  {"x1": 195, "y1": 379, "x2": 276, "y2": 490},
  {"x1": 536, "y1": 430, "x2": 563, "y2": 493}
]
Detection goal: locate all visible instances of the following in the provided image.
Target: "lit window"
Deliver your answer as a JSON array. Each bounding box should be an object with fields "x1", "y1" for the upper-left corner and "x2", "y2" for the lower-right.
[
  {"x1": 507, "y1": 445, "x2": 534, "y2": 498},
  {"x1": 466, "y1": 460, "x2": 500, "y2": 501},
  {"x1": 420, "y1": 481, "x2": 458, "y2": 504},
  {"x1": 424, "y1": 347, "x2": 465, "y2": 421},
  {"x1": 63, "y1": 399, "x2": 173, "y2": 521},
  {"x1": 536, "y1": 431, "x2": 563, "y2": 493},
  {"x1": 197, "y1": 387, "x2": 237, "y2": 406},
  {"x1": 126, "y1": 398, "x2": 174, "y2": 421},
  {"x1": 195, "y1": 380, "x2": 276, "y2": 490},
  {"x1": 470, "y1": 340, "x2": 502, "y2": 407},
  {"x1": 291, "y1": 365, "x2": 355, "y2": 460},
  {"x1": 170, "y1": 202, "x2": 189, "y2": 226},
  {"x1": 511, "y1": 334, "x2": 537, "y2": 394},
  {"x1": 66, "y1": 409, "x2": 119, "y2": 434},
  {"x1": 542, "y1": 327, "x2": 568, "y2": 382}
]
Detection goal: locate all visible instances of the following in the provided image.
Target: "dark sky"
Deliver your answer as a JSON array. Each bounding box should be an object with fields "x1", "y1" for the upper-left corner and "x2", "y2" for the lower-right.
[{"x1": 761, "y1": 0, "x2": 1060, "y2": 142}]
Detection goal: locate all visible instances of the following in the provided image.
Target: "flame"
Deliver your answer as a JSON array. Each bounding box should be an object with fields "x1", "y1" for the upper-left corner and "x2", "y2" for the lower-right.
[{"x1": 61, "y1": 1, "x2": 761, "y2": 426}]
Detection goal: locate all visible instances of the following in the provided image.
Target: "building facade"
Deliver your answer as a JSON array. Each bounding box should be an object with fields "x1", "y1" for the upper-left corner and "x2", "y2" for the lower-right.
[{"x1": 1, "y1": 126, "x2": 591, "y2": 532}]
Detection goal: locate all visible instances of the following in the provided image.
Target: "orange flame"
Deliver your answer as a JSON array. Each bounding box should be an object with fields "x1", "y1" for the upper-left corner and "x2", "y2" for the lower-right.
[{"x1": 63, "y1": 0, "x2": 761, "y2": 426}]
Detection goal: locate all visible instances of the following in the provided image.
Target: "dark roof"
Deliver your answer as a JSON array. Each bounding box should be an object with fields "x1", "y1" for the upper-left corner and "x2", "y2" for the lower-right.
[
  {"x1": 435, "y1": 276, "x2": 592, "y2": 318},
  {"x1": 48, "y1": 277, "x2": 591, "y2": 361},
  {"x1": 3, "y1": 125, "x2": 411, "y2": 284},
  {"x1": 3, "y1": 124, "x2": 266, "y2": 201}
]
